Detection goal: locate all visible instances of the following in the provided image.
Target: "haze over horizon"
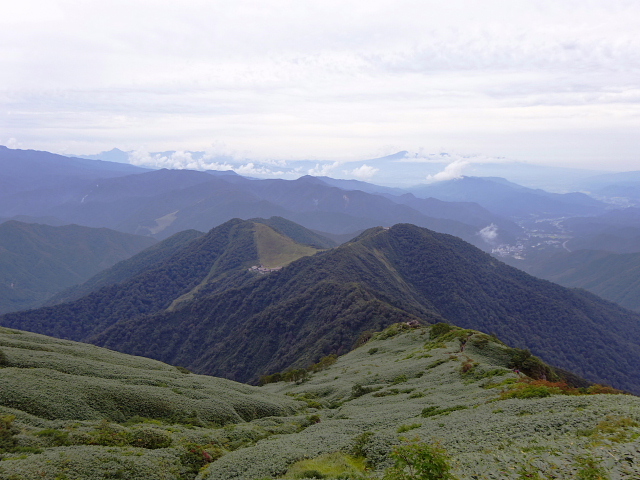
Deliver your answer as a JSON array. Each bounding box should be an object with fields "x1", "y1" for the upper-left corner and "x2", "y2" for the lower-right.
[{"x1": 2, "y1": 0, "x2": 639, "y2": 176}]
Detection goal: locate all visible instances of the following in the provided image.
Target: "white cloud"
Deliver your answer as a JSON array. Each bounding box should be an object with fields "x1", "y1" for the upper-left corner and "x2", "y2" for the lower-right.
[
  {"x1": 128, "y1": 149, "x2": 155, "y2": 167},
  {"x1": 308, "y1": 162, "x2": 339, "y2": 176},
  {"x1": 478, "y1": 224, "x2": 499, "y2": 244},
  {"x1": 345, "y1": 164, "x2": 379, "y2": 180},
  {"x1": 234, "y1": 163, "x2": 284, "y2": 176},
  {"x1": 127, "y1": 149, "x2": 285, "y2": 176},
  {"x1": 425, "y1": 160, "x2": 470, "y2": 183}
]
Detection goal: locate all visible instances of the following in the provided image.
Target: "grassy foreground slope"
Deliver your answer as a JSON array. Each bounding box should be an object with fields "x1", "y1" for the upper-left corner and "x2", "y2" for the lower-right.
[
  {"x1": 0, "y1": 327, "x2": 299, "y2": 424},
  {"x1": 1, "y1": 324, "x2": 639, "y2": 479},
  {"x1": 0, "y1": 327, "x2": 303, "y2": 479},
  {"x1": 210, "y1": 324, "x2": 640, "y2": 480}
]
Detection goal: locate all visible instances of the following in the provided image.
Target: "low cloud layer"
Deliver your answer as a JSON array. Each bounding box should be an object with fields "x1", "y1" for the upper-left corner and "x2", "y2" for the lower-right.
[
  {"x1": 478, "y1": 224, "x2": 499, "y2": 244},
  {"x1": 345, "y1": 164, "x2": 379, "y2": 181},
  {"x1": 425, "y1": 160, "x2": 470, "y2": 183}
]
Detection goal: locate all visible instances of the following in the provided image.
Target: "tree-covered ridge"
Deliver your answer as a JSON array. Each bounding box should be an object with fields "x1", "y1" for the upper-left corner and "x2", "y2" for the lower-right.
[
  {"x1": 96, "y1": 223, "x2": 640, "y2": 393},
  {"x1": 512, "y1": 248, "x2": 640, "y2": 313},
  {"x1": 45, "y1": 228, "x2": 205, "y2": 306},
  {"x1": 4, "y1": 220, "x2": 640, "y2": 393},
  {"x1": 0, "y1": 221, "x2": 156, "y2": 314},
  {"x1": 1, "y1": 324, "x2": 638, "y2": 480},
  {"x1": 0, "y1": 219, "x2": 325, "y2": 342},
  {"x1": 0, "y1": 219, "x2": 258, "y2": 340}
]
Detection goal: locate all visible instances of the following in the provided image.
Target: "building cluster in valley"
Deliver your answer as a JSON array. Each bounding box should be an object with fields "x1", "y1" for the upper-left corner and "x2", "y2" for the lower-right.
[
  {"x1": 248, "y1": 265, "x2": 283, "y2": 274},
  {"x1": 491, "y1": 243, "x2": 525, "y2": 259}
]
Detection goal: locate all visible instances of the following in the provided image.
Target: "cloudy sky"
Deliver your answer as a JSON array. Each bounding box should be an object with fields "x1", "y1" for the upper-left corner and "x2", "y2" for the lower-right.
[{"x1": 2, "y1": 0, "x2": 639, "y2": 173}]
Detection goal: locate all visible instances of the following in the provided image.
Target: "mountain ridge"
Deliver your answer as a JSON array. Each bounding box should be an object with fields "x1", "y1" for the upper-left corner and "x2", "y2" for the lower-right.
[{"x1": 4, "y1": 219, "x2": 640, "y2": 394}]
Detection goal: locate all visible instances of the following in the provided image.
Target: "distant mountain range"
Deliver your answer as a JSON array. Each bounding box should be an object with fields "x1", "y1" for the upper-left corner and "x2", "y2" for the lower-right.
[
  {"x1": 73, "y1": 147, "x2": 613, "y2": 191},
  {"x1": 409, "y1": 176, "x2": 607, "y2": 218},
  {"x1": 3, "y1": 218, "x2": 640, "y2": 394},
  {"x1": 2, "y1": 145, "x2": 640, "y2": 480},
  {"x1": 0, "y1": 147, "x2": 525, "y2": 249}
]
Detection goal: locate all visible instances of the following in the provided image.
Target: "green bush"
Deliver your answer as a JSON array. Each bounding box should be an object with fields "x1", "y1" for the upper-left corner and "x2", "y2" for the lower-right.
[
  {"x1": 391, "y1": 375, "x2": 408, "y2": 385},
  {"x1": 35, "y1": 428, "x2": 70, "y2": 446},
  {"x1": 128, "y1": 427, "x2": 172, "y2": 449},
  {"x1": 89, "y1": 420, "x2": 130, "y2": 446},
  {"x1": 0, "y1": 414, "x2": 19, "y2": 452},
  {"x1": 350, "y1": 431, "x2": 374, "y2": 459},
  {"x1": 499, "y1": 382, "x2": 563, "y2": 400},
  {"x1": 351, "y1": 384, "x2": 376, "y2": 399},
  {"x1": 383, "y1": 441, "x2": 457, "y2": 480},
  {"x1": 421, "y1": 405, "x2": 468, "y2": 418},
  {"x1": 425, "y1": 359, "x2": 448, "y2": 370},
  {"x1": 397, "y1": 423, "x2": 421, "y2": 434},
  {"x1": 296, "y1": 470, "x2": 325, "y2": 479},
  {"x1": 575, "y1": 456, "x2": 610, "y2": 480},
  {"x1": 378, "y1": 323, "x2": 411, "y2": 340},
  {"x1": 0, "y1": 349, "x2": 8, "y2": 367},
  {"x1": 429, "y1": 323, "x2": 453, "y2": 339},
  {"x1": 285, "y1": 452, "x2": 367, "y2": 479},
  {"x1": 309, "y1": 355, "x2": 338, "y2": 373},
  {"x1": 180, "y1": 442, "x2": 222, "y2": 475},
  {"x1": 506, "y1": 348, "x2": 557, "y2": 381}
]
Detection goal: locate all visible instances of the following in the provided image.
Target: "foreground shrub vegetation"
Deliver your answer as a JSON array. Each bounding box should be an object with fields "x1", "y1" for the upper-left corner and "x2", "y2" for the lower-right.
[{"x1": 1, "y1": 324, "x2": 639, "y2": 479}]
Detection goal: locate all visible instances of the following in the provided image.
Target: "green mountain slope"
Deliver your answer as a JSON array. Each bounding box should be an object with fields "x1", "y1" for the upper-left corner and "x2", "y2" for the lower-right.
[
  {"x1": 4, "y1": 221, "x2": 640, "y2": 393},
  {"x1": 0, "y1": 219, "x2": 321, "y2": 341},
  {"x1": 0, "y1": 221, "x2": 156, "y2": 313},
  {"x1": 1, "y1": 324, "x2": 639, "y2": 480},
  {"x1": 96, "y1": 224, "x2": 640, "y2": 393},
  {"x1": 45, "y1": 229, "x2": 205, "y2": 306},
  {"x1": 513, "y1": 249, "x2": 640, "y2": 313},
  {"x1": 254, "y1": 222, "x2": 324, "y2": 268}
]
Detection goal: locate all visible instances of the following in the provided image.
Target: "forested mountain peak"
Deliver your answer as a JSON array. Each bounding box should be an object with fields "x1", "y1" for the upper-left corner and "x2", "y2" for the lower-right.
[{"x1": 3, "y1": 220, "x2": 640, "y2": 394}]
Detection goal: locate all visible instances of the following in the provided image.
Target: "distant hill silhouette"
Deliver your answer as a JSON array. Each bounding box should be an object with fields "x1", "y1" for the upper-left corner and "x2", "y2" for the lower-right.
[{"x1": 410, "y1": 176, "x2": 606, "y2": 218}]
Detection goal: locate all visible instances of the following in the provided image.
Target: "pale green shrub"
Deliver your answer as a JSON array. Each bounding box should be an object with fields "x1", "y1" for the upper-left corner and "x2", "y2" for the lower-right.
[
  {"x1": 383, "y1": 441, "x2": 457, "y2": 480},
  {"x1": 284, "y1": 452, "x2": 367, "y2": 479}
]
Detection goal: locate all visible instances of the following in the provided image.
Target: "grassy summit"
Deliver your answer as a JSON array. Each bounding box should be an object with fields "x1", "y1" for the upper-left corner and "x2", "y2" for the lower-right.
[
  {"x1": 254, "y1": 222, "x2": 322, "y2": 269},
  {"x1": 1, "y1": 324, "x2": 639, "y2": 480}
]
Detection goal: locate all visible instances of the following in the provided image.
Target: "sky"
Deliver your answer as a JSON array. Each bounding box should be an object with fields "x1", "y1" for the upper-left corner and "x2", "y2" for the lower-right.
[{"x1": 1, "y1": 0, "x2": 640, "y2": 177}]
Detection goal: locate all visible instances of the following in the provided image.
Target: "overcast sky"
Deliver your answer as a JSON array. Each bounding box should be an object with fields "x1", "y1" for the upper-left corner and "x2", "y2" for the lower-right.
[{"x1": 1, "y1": 0, "x2": 639, "y2": 172}]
